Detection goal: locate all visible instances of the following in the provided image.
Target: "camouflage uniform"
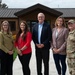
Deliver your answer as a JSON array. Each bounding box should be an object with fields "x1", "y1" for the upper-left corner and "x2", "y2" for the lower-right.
[{"x1": 67, "y1": 29, "x2": 75, "y2": 75}]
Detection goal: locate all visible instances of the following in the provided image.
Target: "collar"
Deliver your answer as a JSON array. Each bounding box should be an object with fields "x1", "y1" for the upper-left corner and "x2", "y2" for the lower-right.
[
  {"x1": 2, "y1": 31, "x2": 8, "y2": 34},
  {"x1": 69, "y1": 29, "x2": 75, "y2": 34},
  {"x1": 38, "y1": 22, "x2": 44, "y2": 25}
]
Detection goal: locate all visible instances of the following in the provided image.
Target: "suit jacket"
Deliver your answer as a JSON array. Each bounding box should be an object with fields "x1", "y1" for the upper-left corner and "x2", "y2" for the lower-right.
[
  {"x1": 32, "y1": 22, "x2": 52, "y2": 50},
  {"x1": 52, "y1": 27, "x2": 68, "y2": 55}
]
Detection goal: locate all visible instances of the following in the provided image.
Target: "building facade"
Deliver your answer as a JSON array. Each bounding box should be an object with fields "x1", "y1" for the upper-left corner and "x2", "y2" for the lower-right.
[{"x1": 0, "y1": 3, "x2": 75, "y2": 34}]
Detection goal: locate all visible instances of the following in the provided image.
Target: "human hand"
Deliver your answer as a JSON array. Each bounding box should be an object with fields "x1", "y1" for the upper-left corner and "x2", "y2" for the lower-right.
[
  {"x1": 56, "y1": 49, "x2": 60, "y2": 53},
  {"x1": 53, "y1": 48, "x2": 58, "y2": 54},
  {"x1": 40, "y1": 44, "x2": 44, "y2": 48},
  {"x1": 53, "y1": 48, "x2": 60, "y2": 54},
  {"x1": 36, "y1": 44, "x2": 44, "y2": 48},
  {"x1": 17, "y1": 49, "x2": 22, "y2": 56},
  {"x1": 36, "y1": 44, "x2": 41, "y2": 48},
  {"x1": 8, "y1": 50, "x2": 13, "y2": 55}
]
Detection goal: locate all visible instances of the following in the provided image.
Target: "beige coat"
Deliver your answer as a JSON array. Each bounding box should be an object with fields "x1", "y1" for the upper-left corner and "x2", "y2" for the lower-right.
[
  {"x1": 52, "y1": 27, "x2": 68, "y2": 55},
  {"x1": 0, "y1": 32, "x2": 14, "y2": 53}
]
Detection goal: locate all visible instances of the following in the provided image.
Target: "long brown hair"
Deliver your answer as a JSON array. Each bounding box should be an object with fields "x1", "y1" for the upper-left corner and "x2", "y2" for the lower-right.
[
  {"x1": 15, "y1": 21, "x2": 29, "y2": 42},
  {"x1": 55, "y1": 16, "x2": 65, "y2": 27}
]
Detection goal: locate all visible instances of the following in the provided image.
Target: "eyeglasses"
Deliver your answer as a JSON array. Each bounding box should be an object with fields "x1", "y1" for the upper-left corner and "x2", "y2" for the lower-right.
[
  {"x1": 38, "y1": 16, "x2": 44, "y2": 18},
  {"x1": 3, "y1": 25, "x2": 8, "y2": 26}
]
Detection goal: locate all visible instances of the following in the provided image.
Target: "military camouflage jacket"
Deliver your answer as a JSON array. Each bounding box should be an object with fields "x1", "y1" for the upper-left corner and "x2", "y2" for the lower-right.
[{"x1": 67, "y1": 29, "x2": 75, "y2": 58}]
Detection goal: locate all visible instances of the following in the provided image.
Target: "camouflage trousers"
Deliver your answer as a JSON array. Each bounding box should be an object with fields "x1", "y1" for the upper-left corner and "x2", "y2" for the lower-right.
[{"x1": 67, "y1": 58, "x2": 75, "y2": 75}]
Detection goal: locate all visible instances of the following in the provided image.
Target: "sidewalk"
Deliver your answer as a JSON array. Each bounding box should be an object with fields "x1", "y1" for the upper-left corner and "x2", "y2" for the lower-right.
[{"x1": 13, "y1": 41, "x2": 70, "y2": 75}]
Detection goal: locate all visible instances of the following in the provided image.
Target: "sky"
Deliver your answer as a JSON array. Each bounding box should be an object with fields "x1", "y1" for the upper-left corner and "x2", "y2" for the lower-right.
[{"x1": 1, "y1": 0, "x2": 75, "y2": 8}]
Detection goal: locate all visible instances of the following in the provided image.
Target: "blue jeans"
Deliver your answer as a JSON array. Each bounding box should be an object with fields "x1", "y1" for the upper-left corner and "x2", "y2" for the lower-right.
[{"x1": 53, "y1": 54, "x2": 66, "y2": 75}]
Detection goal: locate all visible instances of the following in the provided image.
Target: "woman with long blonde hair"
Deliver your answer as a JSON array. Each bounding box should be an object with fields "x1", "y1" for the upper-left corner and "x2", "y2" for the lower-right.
[
  {"x1": 0, "y1": 20, "x2": 14, "y2": 75},
  {"x1": 52, "y1": 17, "x2": 68, "y2": 75}
]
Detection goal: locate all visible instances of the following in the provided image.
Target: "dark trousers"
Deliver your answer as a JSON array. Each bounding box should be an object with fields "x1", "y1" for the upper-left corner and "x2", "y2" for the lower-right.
[
  {"x1": 53, "y1": 54, "x2": 66, "y2": 75},
  {"x1": 1, "y1": 51, "x2": 13, "y2": 75},
  {"x1": 18, "y1": 53, "x2": 31, "y2": 75},
  {"x1": 35, "y1": 48, "x2": 49, "y2": 75},
  {"x1": 0, "y1": 58, "x2": 1, "y2": 75}
]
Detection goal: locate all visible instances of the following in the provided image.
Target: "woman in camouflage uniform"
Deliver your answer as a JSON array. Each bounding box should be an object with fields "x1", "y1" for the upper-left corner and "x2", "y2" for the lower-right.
[{"x1": 67, "y1": 19, "x2": 75, "y2": 75}]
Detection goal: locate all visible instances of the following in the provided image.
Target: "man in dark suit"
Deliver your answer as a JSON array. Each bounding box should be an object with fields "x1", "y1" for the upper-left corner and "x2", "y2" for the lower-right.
[{"x1": 32, "y1": 12, "x2": 52, "y2": 75}]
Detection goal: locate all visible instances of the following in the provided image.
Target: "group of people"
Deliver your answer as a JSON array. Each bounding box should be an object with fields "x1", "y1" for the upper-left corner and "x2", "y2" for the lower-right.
[{"x1": 0, "y1": 12, "x2": 75, "y2": 75}]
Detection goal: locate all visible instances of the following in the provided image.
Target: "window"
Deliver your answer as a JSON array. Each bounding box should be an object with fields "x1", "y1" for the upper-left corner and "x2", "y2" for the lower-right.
[
  {"x1": 65, "y1": 21, "x2": 68, "y2": 28},
  {"x1": 9, "y1": 21, "x2": 16, "y2": 31},
  {"x1": 27, "y1": 20, "x2": 38, "y2": 32},
  {"x1": 1, "y1": 21, "x2": 16, "y2": 31},
  {"x1": 27, "y1": 20, "x2": 51, "y2": 32}
]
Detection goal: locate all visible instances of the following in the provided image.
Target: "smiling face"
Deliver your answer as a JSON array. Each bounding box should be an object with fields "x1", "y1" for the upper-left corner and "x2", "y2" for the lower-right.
[
  {"x1": 1, "y1": 21, "x2": 9, "y2": 32},
  {"x1": 56, "y1": 18, "x2": 63, "y2": 27},
  {"x1": 3, "y1": 24, "x2": 8, "y2": 31},
  {"x1": 37, "y1": 13, "x2": 45, "y2": 24},
  {"x1": 20, "y1": 22, "x2": 25, "y2": 32},
  {"x1": 68, "y1": 23, "x2": 75, "y2": 31}
]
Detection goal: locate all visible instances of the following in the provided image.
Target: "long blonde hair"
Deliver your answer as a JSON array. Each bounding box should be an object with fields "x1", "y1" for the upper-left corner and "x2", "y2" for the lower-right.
[{"x1": 1, "y1": 20, "x2": 11, "y2": 34}]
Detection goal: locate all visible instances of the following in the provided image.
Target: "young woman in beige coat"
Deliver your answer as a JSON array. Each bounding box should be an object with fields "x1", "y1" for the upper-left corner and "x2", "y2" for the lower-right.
[{"x1": 0, "y1": 20, "x2": 14, "y2": 75}]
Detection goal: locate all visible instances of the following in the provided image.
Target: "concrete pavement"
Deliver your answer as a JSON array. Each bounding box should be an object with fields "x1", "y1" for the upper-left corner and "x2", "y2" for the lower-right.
[{"x1": 13, "y1": 41, "x2": 70, "y2": 75}]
